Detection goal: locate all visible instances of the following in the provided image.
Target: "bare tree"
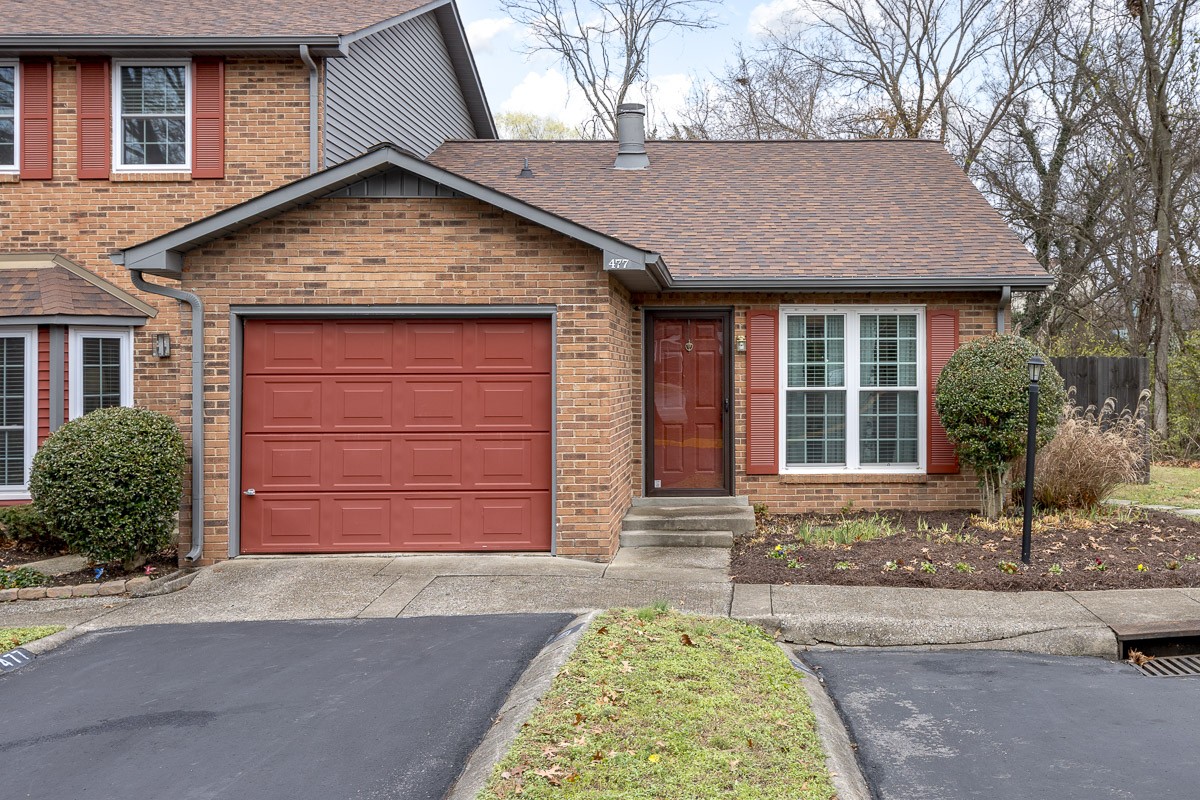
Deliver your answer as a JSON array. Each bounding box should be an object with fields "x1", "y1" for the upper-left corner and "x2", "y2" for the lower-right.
[
  {"x1": 495, "y1": 111, "x2": 583, "y2": 139},
  {"x1": 500, "y1": 0, "x2": 717, "y2": 137}
]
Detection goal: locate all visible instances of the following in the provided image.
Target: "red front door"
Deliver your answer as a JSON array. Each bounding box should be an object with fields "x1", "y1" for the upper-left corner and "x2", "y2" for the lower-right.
[{"x1": 650, "y1": 315, "x2": 728, "y2": 494}]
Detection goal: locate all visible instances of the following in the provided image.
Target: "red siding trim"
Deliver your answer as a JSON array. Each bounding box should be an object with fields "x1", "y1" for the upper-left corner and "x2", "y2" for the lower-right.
[
  {"x1": 745, "y1": 308, "x2": 779, "y2": 475},
  {"x1": 926, "y1": 309, "x2": 961, "y2": 474},
  {"x1": 191, "y1": 58, "x2": 224, "y2": 179},
  {"x1": 76, "y1": 59, "x2": 111, "y2": 179},
  {"x1": 19, "y1": 59, "x2": 53, "y2": 179},
  {"x1": 37, "y1": 327, "x2": 50, "y2": 445}
]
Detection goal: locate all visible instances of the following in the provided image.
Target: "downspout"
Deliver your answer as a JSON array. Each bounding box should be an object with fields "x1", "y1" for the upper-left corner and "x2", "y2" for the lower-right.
[
  {"x1": 128, "y1": 270, "x2": 206, "y2": 563},
  {"x1": 299, "y1": 45, "x2": 319, "y2": 173},
  {"x1": 997, "y1": 285, "x2": 1012, "y2": 334}
]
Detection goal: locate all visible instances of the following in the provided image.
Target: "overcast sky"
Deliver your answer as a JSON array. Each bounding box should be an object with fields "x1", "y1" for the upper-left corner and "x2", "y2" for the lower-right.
[{"x1": 459, "y1": 0, "x2": 799, "y2": 131}]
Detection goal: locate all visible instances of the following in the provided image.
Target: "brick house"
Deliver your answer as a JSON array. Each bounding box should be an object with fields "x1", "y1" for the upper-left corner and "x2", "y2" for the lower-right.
[
  {"x1": 110, "y1": 103, "x2": 1051, "y2": 564},
  {"x1": 0, "y1": 0, "x2": 495, "y2": 552},
  {"x1": 3, "y1": 4, "x2": 1051, "y2": 566}
]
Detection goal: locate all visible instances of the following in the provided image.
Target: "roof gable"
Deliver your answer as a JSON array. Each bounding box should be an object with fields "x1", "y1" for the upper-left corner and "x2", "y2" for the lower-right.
[{"x1": 0, "y1": 254, "x2": 156, "y2": 322}]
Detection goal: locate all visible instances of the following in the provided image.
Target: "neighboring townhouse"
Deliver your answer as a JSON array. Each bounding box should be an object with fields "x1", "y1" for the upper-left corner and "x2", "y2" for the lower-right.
[
  {"x1": 0, "y1": 0, "x2": 495, "y2": 516},
  {"x1": 113, "y1": 105, "x2": 1052, "y2": 564}
]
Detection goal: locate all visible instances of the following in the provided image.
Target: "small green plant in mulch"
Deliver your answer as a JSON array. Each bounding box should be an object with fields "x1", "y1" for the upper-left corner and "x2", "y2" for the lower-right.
[
  {"x1": 0, "y1": 566, "x2": 50, "y2": 590},
  {"x1": 998, "y1": 560, "x2": 1020, "y2": 574},
  {"x1": 920, "y1": 561, "x2": 938, "y2": 574},
  {"x1": 479, "y1": 608, "x2": 836, "y2": 800},
  {"x1": 1047, "y1": 563, "x2": 1064, "y2": 576},
  {"x1": 834, "y1": 560, "x2": 853, "y2": 571},
  {"x1": 954, "y1": 562, "x2": 975, "y2": 573},
  {"x1": 0, "y1": 626, "x2": 62, "y2": 650}
]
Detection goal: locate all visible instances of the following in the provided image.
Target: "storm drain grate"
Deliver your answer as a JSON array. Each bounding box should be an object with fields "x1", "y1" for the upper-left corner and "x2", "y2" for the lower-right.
[{"x1": 1133, "y1": 654, "x2": 1200, "y2": 678}]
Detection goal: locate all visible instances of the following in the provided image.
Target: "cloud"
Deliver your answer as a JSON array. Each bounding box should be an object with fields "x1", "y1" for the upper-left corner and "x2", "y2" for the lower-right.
[
  {"x1": 747, "y1": 0, "x2": 816, "y2": 37},
  {"x1": 499, "y1": 69, "x2": 595, "y2": 127},
  {"x1": 465, "y1": 17, "x2": 515, "y2": 54}
]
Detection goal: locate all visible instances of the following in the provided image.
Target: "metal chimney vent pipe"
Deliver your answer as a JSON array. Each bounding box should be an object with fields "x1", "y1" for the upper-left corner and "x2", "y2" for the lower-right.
[{"x1": 614, "y1": 103, "x2": 649, "y2": 170}]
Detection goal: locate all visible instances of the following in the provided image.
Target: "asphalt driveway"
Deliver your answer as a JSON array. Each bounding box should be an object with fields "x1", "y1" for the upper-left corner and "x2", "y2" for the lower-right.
[
  {"x1": 805, "y1": 649, "x2": 1200, "y2": 800},
  {"x1": 0, "y1": 614, "x2": 573, "y2": 800}
]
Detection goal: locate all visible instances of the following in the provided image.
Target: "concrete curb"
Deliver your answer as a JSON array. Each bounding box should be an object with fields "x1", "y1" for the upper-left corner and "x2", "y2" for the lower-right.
[
  {"x1": 445, "y1": 611, "x2": 598, "y2": 800},
  {"x1": 13, "y1": 625, "x2": 88, "y2": 657},
  {"x1": 778, "y1": 644, "x2": 873, "y2": 800}
]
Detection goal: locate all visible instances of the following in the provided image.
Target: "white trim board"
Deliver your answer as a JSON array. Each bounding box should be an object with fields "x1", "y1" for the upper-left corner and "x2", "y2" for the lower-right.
[
  {"x1": 0, "y1": 328, "x2": 38, "y2": 500},
  {"x1": 111, "y1": 58, "x2": 192, "y2": 173}
]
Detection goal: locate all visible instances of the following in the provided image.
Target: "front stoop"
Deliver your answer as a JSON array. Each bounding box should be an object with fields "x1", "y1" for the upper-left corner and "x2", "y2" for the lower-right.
[{"x1": 620, "y1": 497, "x2": 754, "y2": 548}]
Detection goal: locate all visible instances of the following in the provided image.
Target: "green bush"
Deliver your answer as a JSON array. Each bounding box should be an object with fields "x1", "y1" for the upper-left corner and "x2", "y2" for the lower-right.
[
  {"x1": 0, "y1": 504, "x2": 66, "y2": 553},
  {"x1": 935, "y1": 334, "x2": 1065, "y2": 518},
  {"x1": 0, "y1": 566, "x2": 50, "y2": 590},
  {"x1": 30, "y1": 407, "x2": 186, "y2": 569},
  {"x1": 1166, "y1": 332, "x2": 1200, "y2": 459}
]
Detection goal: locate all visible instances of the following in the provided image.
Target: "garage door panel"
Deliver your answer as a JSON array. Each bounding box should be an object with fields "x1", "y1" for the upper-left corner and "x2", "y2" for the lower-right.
[
  {"x1": 401, "y1": 379, "x2": 465, "y2": 429},
  {"x1": 402, "y1": 321, "x2": 468, "y2": 371},
  {"x1": 474, "y1": 320, "x2": 552, "y2": 371},
  {"x1": 400, "y1": 438, "x2": 463, "y2": 489},
  {"x1": 241, "y1": 497, "x2": 324, "y2": 553},
  {"x1": 243, "y1": 436, "x2": 324, "y2": 491},
  {"x1": 471, "y1": 376, "x2": 552, "y2": 430},
  {"x1": 325, "y1": 439, "x2": 394, "y2": 489},
  {"x1": 329, "y1": 496, "x2": 394, "y2": 547},
  {"x1": 243, "y1": 377, "x2": 324, "y2": 432},
  {"x1": 403, "y1": 497, "x2": 464, "y2": 546},
  {"x1": 471, "y1": 434, "x2": 551, "y2": 490},
  {"x1": 467, "y1": 493, "x2": 552, "y2": 549},
  {"x1": 328, "y1": 379, "x2": 395, "y2": 429},
  {"x1": 244, "y1": 321, "x2": 326, "y2": 373},
  {"x1": 331, "y1": 321, "x2": 396, "y2": 371}
]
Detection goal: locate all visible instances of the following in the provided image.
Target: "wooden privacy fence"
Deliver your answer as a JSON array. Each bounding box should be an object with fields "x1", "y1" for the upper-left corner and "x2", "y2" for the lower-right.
[{"x1": 1050, "y1": 356, "x2": 1151, "y2": 482}]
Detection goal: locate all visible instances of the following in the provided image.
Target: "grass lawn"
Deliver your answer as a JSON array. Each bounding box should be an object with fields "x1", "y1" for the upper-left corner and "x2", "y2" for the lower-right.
[
  {"x1": 0, "y1": 626, "x2": 62, "y2": 651},
  {"x1": 1111, "y1": 466, "x2": 1200, "y2": 509},
  {"x1": 479, "y1": 607, "x2": 835, "y2": 800}
]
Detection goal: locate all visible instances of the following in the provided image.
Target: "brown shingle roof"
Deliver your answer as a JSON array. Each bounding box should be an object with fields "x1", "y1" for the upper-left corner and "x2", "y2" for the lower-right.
[
  {"x1": 427, "y1": 139, "x2": 1047, "y2": 284},
  {"x1": 0, "y1": 254, "x2": 154, "y2": 318},
  {"x1": 2, "y1": 0, "x2": 434, "y2": 38}
]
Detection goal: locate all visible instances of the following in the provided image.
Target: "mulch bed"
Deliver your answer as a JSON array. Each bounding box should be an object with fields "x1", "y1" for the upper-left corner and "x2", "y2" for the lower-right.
[
  {"x1": 2, "y1": 539, "x2": 178, "y2": 586},
  {"x1": 732, "y1": 508, "x2": 1200, "y2": 591}
]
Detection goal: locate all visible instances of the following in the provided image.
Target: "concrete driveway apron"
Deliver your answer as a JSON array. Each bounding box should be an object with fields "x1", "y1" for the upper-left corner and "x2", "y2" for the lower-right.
[{"x1": 0, "y1": 614, "x2": 572, "y2": 800}]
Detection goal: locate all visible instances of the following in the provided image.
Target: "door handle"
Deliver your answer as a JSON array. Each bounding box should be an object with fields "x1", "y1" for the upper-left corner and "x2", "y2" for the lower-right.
[
  {"x1": 724, "y1": 398, "x2": 730, "y2": 413},
  {"x1": 243, "y1": 488, "x2": 256, "y2": 497}
]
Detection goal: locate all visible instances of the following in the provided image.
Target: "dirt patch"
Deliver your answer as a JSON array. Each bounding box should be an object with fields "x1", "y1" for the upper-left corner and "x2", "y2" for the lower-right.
[
  {"x1": 47, "y1": 551, "x2": 178, "y2": 587},
  {"x1": 0, "y1": 539, "x2": 67, "y2": 569},
  {"x1": 732, "y1": 508, "x2": 1200, "y2": 591}
]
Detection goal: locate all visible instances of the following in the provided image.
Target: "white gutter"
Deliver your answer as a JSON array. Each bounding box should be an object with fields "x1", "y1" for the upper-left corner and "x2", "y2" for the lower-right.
[
  {"x1": 299, "y1": 45, "x2": 319, "y2": 173},
  {"x1": 128, "y1": 270, "x2": 206, "y2": 563}
]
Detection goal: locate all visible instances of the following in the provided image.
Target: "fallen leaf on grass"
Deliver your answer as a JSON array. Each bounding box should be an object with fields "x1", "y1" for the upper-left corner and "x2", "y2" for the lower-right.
[
  {"x1": 680, "y1": 633, "x2": 696, "y2": 647},
  {"x1": 620, "y1": 660, "x2": 633, "y2": 673}
]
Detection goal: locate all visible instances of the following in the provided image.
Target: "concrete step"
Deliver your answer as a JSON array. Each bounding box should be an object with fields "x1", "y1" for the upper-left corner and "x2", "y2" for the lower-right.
[
  {"x1": 619, "y1": 529, "x2": 735, "y2": 548},
  {"x1": 631, "y1": 495, "x2": 750, "y2": 508},
  {"x1": 621, "y1": 505, "x2": 756, "y2": 534}
]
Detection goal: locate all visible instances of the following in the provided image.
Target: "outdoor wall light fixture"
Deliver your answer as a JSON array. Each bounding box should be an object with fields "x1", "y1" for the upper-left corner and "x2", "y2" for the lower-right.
[
  {"x1": 1021, "y1": 356, "x2": 1045, "y2": 565},
  {"x1": 735, "y1": 335, "x2": 747, "y2": 353},
  {"x1": 153, "y1": 333, "x2": 171, "y2": 358}
]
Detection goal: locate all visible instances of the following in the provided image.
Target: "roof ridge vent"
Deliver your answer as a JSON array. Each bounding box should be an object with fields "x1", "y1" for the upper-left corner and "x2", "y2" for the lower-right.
[
  {"x1": 518, "y1": 157, "x2": 534, "y2": 178},
  {"x1": 614, "y1": 103, "x2": 649, "y2": 170}
]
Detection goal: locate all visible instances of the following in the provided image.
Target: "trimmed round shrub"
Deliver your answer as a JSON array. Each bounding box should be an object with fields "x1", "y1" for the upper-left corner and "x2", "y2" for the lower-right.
[
  {"x1": 30, "y1": 407, "x2": 186, "y2": 568},
  {"x1": 935, "y1": 335, "x2": 1065, "y2": 518}
]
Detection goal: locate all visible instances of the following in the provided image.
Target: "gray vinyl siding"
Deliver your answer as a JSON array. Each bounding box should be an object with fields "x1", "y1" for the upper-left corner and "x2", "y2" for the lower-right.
[
  {"x1": 324, "y1": 13, "x2": 477, "y2": 165},
  {"x1": 330, "y1": 167, "x2": 464, "y2": 198}
]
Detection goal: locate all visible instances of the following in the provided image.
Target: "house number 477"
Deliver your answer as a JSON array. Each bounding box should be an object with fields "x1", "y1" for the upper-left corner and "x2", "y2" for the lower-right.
[{"x1": 607, "y1": 258, "x2": 633, "y2": 270}]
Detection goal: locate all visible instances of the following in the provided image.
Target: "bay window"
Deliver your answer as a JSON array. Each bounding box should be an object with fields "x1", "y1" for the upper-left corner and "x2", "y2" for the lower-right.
[{"x1": 780, "y1": 307, "x2": 925, "y2": 472}]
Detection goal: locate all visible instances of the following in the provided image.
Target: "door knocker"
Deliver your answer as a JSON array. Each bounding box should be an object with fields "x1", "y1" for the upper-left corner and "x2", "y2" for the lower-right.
[{"x1": 684, "y1": 340, "x2": 694, "y2": 352}]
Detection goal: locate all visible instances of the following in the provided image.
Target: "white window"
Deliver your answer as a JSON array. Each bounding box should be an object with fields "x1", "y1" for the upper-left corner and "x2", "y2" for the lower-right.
[
  {"x1": 0, "y1": 330, "x2": 37, "y2": 500},
  {"x1": 112, "y1": 60, "x2": 190, "y2": 171},
  {"x1": 0, "y1": 61, "x2": 17, "y2": 172},
  {"x1": 779, "y1": 306, "x2": 925, "y2": 473},
  {"x1": 69, "y1": 328, "x2": 134, "y2": 419}
]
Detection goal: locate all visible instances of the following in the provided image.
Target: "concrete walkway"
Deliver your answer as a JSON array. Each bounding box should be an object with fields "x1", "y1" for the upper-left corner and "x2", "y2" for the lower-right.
[{"x1": 4, "y1": 547, "x2": 1200, "y2": 658}]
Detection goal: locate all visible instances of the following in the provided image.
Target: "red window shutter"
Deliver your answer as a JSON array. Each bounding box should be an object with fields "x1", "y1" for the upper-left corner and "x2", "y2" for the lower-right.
[
  {"x1": 746, "y1": 308, "x2": 780, "y2": 475},
  {"x1": 191, "y1": 58, "x2": 224, "y2": 179},
  {"x1": 19, "y1": 60, "x2": 53, "y2": 179},
  {"x1": 76, "y1": 59, "x2": 110, "y2": 179},
  {"x1": 927, "y1": 309, "x2": 961, "y2": 474}
]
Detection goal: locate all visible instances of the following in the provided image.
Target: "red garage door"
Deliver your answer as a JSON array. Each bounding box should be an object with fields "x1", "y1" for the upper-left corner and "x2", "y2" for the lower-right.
[{"x1": 239, "y1": 318, "x2": 552, "y2": 553}]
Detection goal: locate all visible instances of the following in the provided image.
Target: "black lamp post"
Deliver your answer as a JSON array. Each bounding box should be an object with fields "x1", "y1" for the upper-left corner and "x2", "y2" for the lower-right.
[{"x1": 1021, "y1": 356, "x2": 1045, "y2": 565}]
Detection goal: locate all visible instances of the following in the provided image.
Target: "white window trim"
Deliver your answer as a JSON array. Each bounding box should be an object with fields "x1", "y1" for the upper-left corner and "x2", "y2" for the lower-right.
[
  {"x1": 111, "y1": 59, "x2": 191, "y2": 173},
  {"x1": 0, "y1": 328, "x2": 38, "y2": 500},
  {"x1": 778, "y1": 305, "x2": 926, "y2": 475},
  {"x1": 0, "y1": 59, "x2": 19, "y2": 173},
  {"x1": 69, "y1": 327, "x2": 134, "y2": 420}
]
